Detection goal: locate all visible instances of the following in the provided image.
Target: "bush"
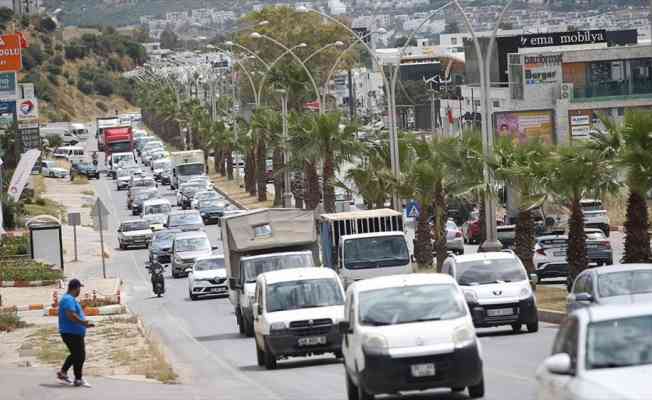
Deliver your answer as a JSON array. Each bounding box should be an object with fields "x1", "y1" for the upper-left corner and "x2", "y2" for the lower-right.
[
  {"x1": 64, "y1": 43, "x2": 83, "y2": 60},
  {"x1": 1, "y1": 198, "x2": 20, "y2": 230},
  {"x1": 96, "y1": 101, "x2": 109, "y2": 112},
  {"x1": 107, "y1": 56, "x2": 122, "y2": 72},
  {"x1": 0, "y1": 259, "x2": 63, "y2": 281},
  {"x1": 47, "y1": 73, "x2": 59, "y2": 85},
  {"x1": 94, "y1": 78, "x2": 114, "y2": 96},
  {"x1": 52, "y1": 55, "x2": 64, "y2": 66},
  {"x1": 0, "y1": 310, "x2": 25, "y2": 332},
  {"x1": 0, "y1": 235, "x2": 30, "y2": 257},
  {"x1": 22, "y1": 44, "x2": 45, "y2": 71},
  {"x1": 47, "y1": 63, "x2": 62, "y2": 76},
  {"x1": 77, "y1": 80, "x2": 94, "y2": 95},
  {"x1": 37, "y1": 16, "x2": 57, "y2": 33}
]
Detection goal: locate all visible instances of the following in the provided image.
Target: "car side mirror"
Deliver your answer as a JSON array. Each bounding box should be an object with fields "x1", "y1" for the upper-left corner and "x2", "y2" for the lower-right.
[
  {"x1": 212, "y1": 246, "x2": 218, "y2": 250},
  {"x1": 338, "y1": 321, "x2": 353, "y2": 335},
  {"x1": 411, "y1": 254, "x2": 416, "y2": 263},
  {"x1": 575, "y1": 292, "x2": 593, "y2": 303},
  {"x1": 228, "y1": 277, "x2": 241, "y2": 290},
  {"x1": 184, "y1": 268, "x2": 193, "y2": 274},
  {"x1": 529, "y1": 273, "x2": 538, "y2": 285},
  {"x1": 544, "y1": 353, "x2": 572, "y2": 375}
]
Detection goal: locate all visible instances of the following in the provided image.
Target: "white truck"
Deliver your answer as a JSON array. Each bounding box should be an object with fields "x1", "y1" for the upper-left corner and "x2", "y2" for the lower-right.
[
  {"x1": 319, "y1": 209, "x2": 413, "y2": 288},
  {"x1": 223, "y1": 208, "x2": 320, "y2": 337},
  {"x1": 170, "y1": 150, "x2": 205, "y2": 190}
]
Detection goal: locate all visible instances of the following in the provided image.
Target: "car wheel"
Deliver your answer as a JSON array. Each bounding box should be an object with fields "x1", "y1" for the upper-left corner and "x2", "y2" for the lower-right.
[
  {"x1": 236, "y1": 309, "x2": 245, "y2": 335},
  {"x1": 358, "y1": 381, "x2": 374, "y2": 400},
  {"x1": 451, "y1": 387, "x2": 465, "y2": 392},
  {"x1": 244, "y1": 316, "x2": 255, "y2": 337},
  {"x1": 346, "y1": 371, "x2": 360, "y2": 400},
  {"x1": 118, "y1": 241, "x2": 125, "y2": 250},
  {"x1": 189, "y1": 290, "x2": 197, "y2": 301},
  {"x1": 263, "y1": 342, "x2": 277, "y2": 370},
  {"x1": 468, "y1": 377, "x2": 485, "y2": 398},
  {"x1": 171, "y1": 269, "x2": 178, "y2": 279},
  {"x1": 511, "y1": 323, "x2": 522, "y2": 333},
  {"x1": 256, "y1": 341, "x2": 265, "y2": 367},
  {"x1": 49, "y1": 172, "x2": 54, "y2": 178},
  {"x1": 334, "y1": 350, "x2": 343, "y2": 359},
  {"x1": 527, "y1": 320, "x2": 539, "y2": 333}
]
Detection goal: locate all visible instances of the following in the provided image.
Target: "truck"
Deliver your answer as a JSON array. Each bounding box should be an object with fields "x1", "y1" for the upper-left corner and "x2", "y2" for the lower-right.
[
  {"x1": 96, "y1": 117, "x2": 121, "y2": 151},
  {"x1": 223, "y1": 208, "x2": 320, "y2": 337},
  {"x1": 319, "y1": 209, "x2": 412, "y2": 288},
  {"x1": 170, "y1": 150, "x2": 205, "y2": 189}
]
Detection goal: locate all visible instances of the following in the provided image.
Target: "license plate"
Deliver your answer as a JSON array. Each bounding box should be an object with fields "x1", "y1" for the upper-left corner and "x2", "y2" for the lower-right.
[
  {"x1": 553, "y1": 251, "x2": 566, "y2": 257},
  {"x1": 210, "y1": 287, "x2": 226, "y2": 292},
  {"x1": 411, "y1": 363, "x2": 436, "y2": 377},
  {"x1": 487, "y1": 308, "x2": 514, "y2": 317},
  {"x1": 297, "y1": 336, "x2": 326, "y2": 346}
]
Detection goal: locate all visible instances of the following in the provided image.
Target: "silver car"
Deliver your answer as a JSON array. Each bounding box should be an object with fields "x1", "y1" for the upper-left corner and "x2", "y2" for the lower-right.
[
  {"x1": 446, "y1": 220, "x2": 465, "y2": 255},
  {"x1": 118, "y1": 219, "x2": 153, "y2": 250},
  {"x1": 171, "y1": 230, "x2": 214, "y2": 278},
  {"x1": 567, "y1": 263, "x2": 652, "y2": 313}
]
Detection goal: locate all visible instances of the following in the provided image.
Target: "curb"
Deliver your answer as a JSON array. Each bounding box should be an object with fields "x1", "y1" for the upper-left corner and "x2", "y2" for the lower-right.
[
  {"x1": 538, "y1": 308, "x2": 566, "y2": 325},
  {"x1": 45, "y1": 304, "x2": 126, "y2": 317},
  {"x1": 0, "y1": 304, "x2": 46, "y2": 312},
  {"x1": 0, "y1": 280, "x2": 60, "y2": 287},
  {"x1": 211, "y1": 179, "x2": 249, "y2": 210}
]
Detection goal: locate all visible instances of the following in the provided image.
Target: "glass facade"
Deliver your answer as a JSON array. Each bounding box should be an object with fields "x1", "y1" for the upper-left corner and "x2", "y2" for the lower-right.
[{"x1": 572, "y1": 58, "x2": 652, "y2": 100}]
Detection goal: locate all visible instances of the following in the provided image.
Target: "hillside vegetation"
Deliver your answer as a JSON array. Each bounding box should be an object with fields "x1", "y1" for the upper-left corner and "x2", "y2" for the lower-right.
[{"x1": 0, "y1": 9, "x2": 143, "y2": 122}]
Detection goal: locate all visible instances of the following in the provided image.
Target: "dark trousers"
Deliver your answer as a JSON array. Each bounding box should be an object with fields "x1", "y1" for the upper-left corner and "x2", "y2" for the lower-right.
[{"x1": 61, "y1": 333, "x2": 85, "y2": 380}]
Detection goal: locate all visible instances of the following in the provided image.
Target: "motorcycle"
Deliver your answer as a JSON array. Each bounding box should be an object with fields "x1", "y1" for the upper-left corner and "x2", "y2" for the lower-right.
[{"x1": 147, "y1": 262, "x2": 166, "y2": 297}]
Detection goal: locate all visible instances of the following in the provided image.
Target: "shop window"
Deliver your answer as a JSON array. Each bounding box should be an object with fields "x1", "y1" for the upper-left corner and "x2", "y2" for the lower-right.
[{"x1": 493, "y1": 100, "x2": 500, "y2": 108}]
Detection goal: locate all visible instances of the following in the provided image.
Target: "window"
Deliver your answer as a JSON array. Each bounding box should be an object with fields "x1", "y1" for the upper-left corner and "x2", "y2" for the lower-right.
[
  {"x1": 451, "y1": 37, "x2": 458, "y2": 45},
  {"x1": 493, "y1": 100, "x2": 500, "y2": 108},
  {"x1": 574, "y1": 274, "x2": 588, "y2": 294}
]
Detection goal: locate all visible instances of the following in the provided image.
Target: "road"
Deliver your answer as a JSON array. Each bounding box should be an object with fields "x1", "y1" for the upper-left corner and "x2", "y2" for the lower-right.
[{"x1": 81, "y1": 133, "x2": 557, "y2": 400}]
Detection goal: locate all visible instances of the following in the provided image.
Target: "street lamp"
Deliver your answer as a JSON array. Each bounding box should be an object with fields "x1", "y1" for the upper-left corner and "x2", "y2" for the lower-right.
[{"x1": 275, "y1": 88, "x2": 292, "y2": 208}]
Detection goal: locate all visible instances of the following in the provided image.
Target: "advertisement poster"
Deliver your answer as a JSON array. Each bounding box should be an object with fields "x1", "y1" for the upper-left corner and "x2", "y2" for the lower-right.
[
  {"x1": 16, "y1": 97, "x2": 38, "y2": 122},
  {"x1": 0, "y1": 100, "x2": 15, "y2": 130},
  {"x1": 0, "y1": 71, "x2": 16, "y2": 98},
  {"x1": 495, "y1": 110, "x2": 555, "y2": 144}
]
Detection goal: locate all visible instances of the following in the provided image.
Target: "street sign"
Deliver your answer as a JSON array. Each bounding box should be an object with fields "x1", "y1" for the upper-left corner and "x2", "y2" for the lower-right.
[
  {"x1": 0, "y1": 34, "x2": 23, "y2": 72},
  {"x1": 90, "y1": 198, "x2": 110, "y2": 278},
  {"x1": 18, "y1": 83, "x2": 34, "y2": 98},
  {"x1": 68, "y1": 212, "x2": 81, "y2": 226},
  {"x1": 406, "y1": 200, "x2": 420, "y2": 218},
  {"x1": 91, "y1": 198, "x2": 111, "y2": 220},
  {"x1": 0, "y1": 72, "x2": 16, "y2": 99}
]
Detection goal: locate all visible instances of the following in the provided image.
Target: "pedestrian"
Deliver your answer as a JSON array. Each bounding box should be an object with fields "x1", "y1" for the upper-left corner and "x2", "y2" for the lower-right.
[{"x1": 57, "y1": 279, "x2": 94, "y2": 387}]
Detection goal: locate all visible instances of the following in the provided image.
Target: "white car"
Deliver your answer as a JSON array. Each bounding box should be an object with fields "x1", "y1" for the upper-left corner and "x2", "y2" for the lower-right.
[
  {"x1": 443, "y1": 252, "x2": 539, "y2": 333},
  {"x1": 341, "y1": 274, "x2": 485, "y2": 399},
  {"x1": 536, "y1": 303, "x2": 652, "y2": 400},
  {"x1": 191, "y1": 190, "x2": 222, "y2": 209},
  {"x1": 446, "y1": 220, "x2": 465, "y2": 255},
  {"x1": 116, "y1": 167, "x2": 142, "y2": 191},
  {"x1": 580, "y1": 199, "x2": 610, "y2": 237},
  {"x1": 253, "y1": 268, "x2": 345, "y2": 369},
  {"x1": 40, "y1": 160, "x2": 68, "y2": 178},
  {"x1": 533, "y1": 235, "x2": 569, "y2": 281},
  {"x1": 117, "y1": 219, "x2": 153, "y2": 250},
  {"x1": 188, "y1": 255, "x2": 228, "y2": 300}
]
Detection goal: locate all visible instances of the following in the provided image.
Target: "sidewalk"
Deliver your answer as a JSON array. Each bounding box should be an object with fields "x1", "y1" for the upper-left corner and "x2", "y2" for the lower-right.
[
  {"x1": 211, "y1": 175, "x2": 274, "y2": 210},
  {"x1": 0, "y1": 367, "x2": 195, "y2": 400}
]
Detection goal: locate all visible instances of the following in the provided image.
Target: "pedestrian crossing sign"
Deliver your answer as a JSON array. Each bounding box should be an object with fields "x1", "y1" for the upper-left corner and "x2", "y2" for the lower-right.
[{"x1": 406, "y1": 201, "x2": 420, "y2": 218}]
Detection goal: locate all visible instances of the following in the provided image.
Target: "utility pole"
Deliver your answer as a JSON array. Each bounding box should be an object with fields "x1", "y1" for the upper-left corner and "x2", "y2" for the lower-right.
[
  {"x1": 279, "y1": 91, "x2": 292, "y2": 208},
  {"x1": 348, "y1": 69, "x2": 355, "y2": 121}
]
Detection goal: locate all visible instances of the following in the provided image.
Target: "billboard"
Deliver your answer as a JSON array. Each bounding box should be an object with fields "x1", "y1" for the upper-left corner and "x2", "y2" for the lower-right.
[
  {"x1": 495, "y1": 110, "x2": 555, "y2": 145},
  {"x1": 16, "y1": 97, "x2": 38, "y2": 122},
  {"x1": 0, "y1": 34, "x2": 23, "y2": 72},
  {"x1": 0, "y1": 100, "x2": 15, "y2": 130},
  {"x1": 0, "y1": 71, "x2": 16, "y2": 98}
]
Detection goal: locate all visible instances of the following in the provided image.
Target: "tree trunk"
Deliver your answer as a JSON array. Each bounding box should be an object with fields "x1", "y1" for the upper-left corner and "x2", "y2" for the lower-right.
[
  {"x1": 213, "y1": 145, "x2": 220, "y2": 175},
  {"x1": 514, "y1": 209, "x2": 535, "y2": 273},
  {"x1": 478, "y1": 197, "x2": 487, "y2": 244},
  {"x1": 245, "y1": 151, "x2": 256, "y2": 195},
  {"x1": 567, "y1": 197, "x2": 588, "y2": 285},
  {"x1": 623, "y1": 190, "x2": 651, "y2": 263},
  {"x1": 323, "y1": 150, "x2": 336, "y2": 213},
  {"x1": 256, "y1": 141, "x2": 267, "y2": 202},
  {"x1": 226, "y1": 148, "x2": 234, "y2": 180},
  {"x1": 219, "y1": 149, "x2": 227, "y2": 176},
  {"x1": 304, "y1": 162, "x2": 321, "y2": 210},
  {"x1": 414, "y1": 203, "x2": 433, "y2": 268},
  {"x1": 272, "y1": 147, "x2": 283, "y2": 207},
  {"x1": 432, "y1": 182, "x2": 448, "y2": 272}
]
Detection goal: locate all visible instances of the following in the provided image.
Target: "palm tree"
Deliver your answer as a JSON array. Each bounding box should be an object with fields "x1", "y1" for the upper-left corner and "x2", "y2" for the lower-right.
[
  {"x1": 295, "y1": 112, "x2": 359, "y2": 213},
  {"x1": 251, "y1": 108, "x2": 282, "y2": 202},
  {"x1": 545, "y1": 144, "x2": 619, "y2": 285},
  {"x1": 490, "y1": 139, "x2": 551, "y2": 273}
]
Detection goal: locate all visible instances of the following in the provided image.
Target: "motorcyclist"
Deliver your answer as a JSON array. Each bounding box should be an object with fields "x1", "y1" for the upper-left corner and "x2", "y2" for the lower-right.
[{"x1": 147, "y1": 262, "x2": 165, "y2": 296}]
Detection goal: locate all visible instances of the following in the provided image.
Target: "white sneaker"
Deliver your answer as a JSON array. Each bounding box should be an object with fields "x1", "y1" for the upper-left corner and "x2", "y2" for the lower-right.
[
  {"x1": 74, "y1": 379, "x2": 91, "y2": 388},
  {"x1": 57, "y1": 371, "x2": 73, "y2": 385}
]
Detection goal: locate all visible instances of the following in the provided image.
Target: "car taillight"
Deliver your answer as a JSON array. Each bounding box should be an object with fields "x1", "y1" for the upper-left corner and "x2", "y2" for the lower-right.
[
  {"x1": 600, "y1": 241, "x2": 611, "y2": 249},
  {"x1": 536, "y1": 248, "x2": 546, "y2": 256},
  {"x1": 455, "y1": 231, "x2": 462, "y2": 238}
]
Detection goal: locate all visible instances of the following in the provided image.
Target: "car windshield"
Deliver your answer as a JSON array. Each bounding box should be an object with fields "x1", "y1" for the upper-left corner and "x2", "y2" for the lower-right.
[
  {"x1": 359, "y1": 284, "x2": 466, "y2": 326},
  {"x1": 177, "y1": 164, "x2": 204, "y2": 175},
  {"x1": 586, "y1": 315, "x2": 652, "y2": 369},
  {"x1": 135, "y1": 191, "x2": 156, "y2": 200},
  {"x1": 598, "y1": 270, "x2": 652, "y2": 298},
  {"x1": 194, "y1": 258, "x2": 225, "y2": 271},
  {"x1": 581, "y1": 202, "x2": 604, "y2": 211},
  {"x1": 242, "y1": 253, "x2": 313, "y2": 283},
  {"x1": 446, "y1": 221, "x2": 458, "y2": 230},
  {"x1": 456, "y1": 258, "x2": 527, "y2": 285},
  {"x1": 144, "y1": 203, "x2": 171, "y2": 215},
  {"x1": 117, "y1": 169, "x2": 132, "y2": 178},
  {"x1": 266, "y1": 278, "x2": 343, "y2": 312},
  {"x1": 168, "y1": 213, "x2": 202, "y2": 226},
  {"x1": 175, "y1": 237, "x2": 210, "y2": 252},
  {"x1": 113, "y1": 154, "x2": 133, "y2": 165},
  {"x1": 152, "y1": 231, "x2": 176, "y2": 246},
  {"x1": 181, "y1": 185, "x2": 204, "y2": 195},
  {"x1": 153, "y1": 160, "x2": 171, "y2": 169},
  {"x1": 343, "y1": 236, "x2": 409, "y2": 269},
  {"x1": 200, "y1": 199, "x2": 224, "y2": 209},
  {"x1": 197, "y1": 192, "x2": 218, "y2": 200},
  {"x1": 586, "y1": 231, "x2": 607, "y2": 240},
  {"x1": 122, "y1": 221, "x2": 149, "y2": 231}
]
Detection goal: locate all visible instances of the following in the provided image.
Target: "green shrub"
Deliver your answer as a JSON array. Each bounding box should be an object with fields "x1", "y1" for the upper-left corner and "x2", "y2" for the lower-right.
[
  {"x1": 94, "y1": 78, "x2": 114, "y2": 96},
  {"x1": 64, "y1": 43, "x2": 83, "y2": 60},
  {"x1": 37, "y1": 16, "x2": 57, "y2": 33},
  {"x1": 47, "y1": 63, "x2": 62, "y2": 75},
  {"x1": 77, "y1": 80, "x2": 94, "y2": 95},
  {"x1": 52, "y1": 55, "x2": 65, "y2": 66},
  {"x1": 22, "y1": 44, "x2": 45, "y2": 71},
  {"x1": 47, "y1": 73, "x2": 59, "y2": 86},
  {"x1": 0, "y1": 260, "x2": 63, "y2": 281},
  {"x1": 0, "y1": 235, "x2": 30, "y2": 257},
  {"x1": 96, "y1": 101, "x2": 108, "y2": 112},
  {"x1": 0, "y1": 310, "x2": 25, "y2": 332}
]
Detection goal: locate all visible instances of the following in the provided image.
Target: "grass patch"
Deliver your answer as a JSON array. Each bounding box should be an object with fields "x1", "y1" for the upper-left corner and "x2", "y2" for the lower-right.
[
  {"x1": 536, "y1": 285, "x2": 568, "y2": 313},
  {"x1": 81, "y1": 190, "x2": 95, "y2": 196},
  {"x1": 0, "y1": 259, "x2": 64, "y2": 281},
  {"x1": 31, "y1": 326, "x2": 68, "y2": 363},
  {"x1": 0, "y1": 310, "x2": 27, "y2": 332},
  {"x1": 72, "y1": 176, "x2": 89, "y2": 185},
  {"x1": 32, "y1": 176, "x2": 46, "y2": 195},
  {"x1": 24, "y1": 197, "x2": 67, "y2": 222},
  {"x1": 142, "y1": 340, "x2": 178, "y2": 383}
]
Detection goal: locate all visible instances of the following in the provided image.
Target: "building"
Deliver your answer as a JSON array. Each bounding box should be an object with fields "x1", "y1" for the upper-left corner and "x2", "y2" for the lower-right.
[{"x1": 12, "y1": 0, "x2": 39, "y2": 16}]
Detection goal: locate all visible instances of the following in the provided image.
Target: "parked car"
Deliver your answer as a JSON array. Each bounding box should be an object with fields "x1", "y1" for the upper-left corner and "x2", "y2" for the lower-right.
[
  {"x1": 446, "y1": 220, "x2": 464, "y2": 255},
  {"x1": 118, "y1": 219, "x2": 153, "y2": 250},
  {"x1": 254, "y1": 268, "x2": 345, "y2": 369},
  {"x1": 187, "y1": 255, "x2": 228, "y2": 300},
  {"x1": 171, "y1": 230, "x2": 214, "y2": 278},
  {"x1": 566, "y1": 264, "x2": 652, "y2": 313},
  {"x1": 166, "y1": 210, "x2": 205, "y2": 232},
  {"x1": 71, "y1": 161, "x2": 99, "y2": 179},
  {"x1": 580, "y1": 199, "x2": 610, "y2": 236},
  {"x1": 148, "y1": 229, "x2": 179, "y2": 264},
  {"x1": 341, "y1": 273, "x2": 485, "y2": 399},
  {"x1": 536, "y1": 303, "x2": 652, "y2": 400},
  {"x1": 40, "y1": 160, "x2": 67, "y2": 178},
  {"x1": 443, "y1": 251, "x2": 539, "y2": 333}
]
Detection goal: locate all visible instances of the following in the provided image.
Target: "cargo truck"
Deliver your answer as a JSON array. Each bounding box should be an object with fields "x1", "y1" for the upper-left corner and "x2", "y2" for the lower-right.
[
  {"x1": 223, "y1": 209, "x2": 320, "y2": 337},
  {"x1": 96, "y1": 117, "x2": 121, "y2": 151},
  {"x1": 170, "y1": 150, "x2": 205, "y2": 189},
  {"x1": 319, "y1": 209, "x2": 412, "y2": 287}
]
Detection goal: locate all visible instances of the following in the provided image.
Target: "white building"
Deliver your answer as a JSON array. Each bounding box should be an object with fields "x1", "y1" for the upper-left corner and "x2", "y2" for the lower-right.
[{"x1": 328, "y1": 0, "x2": 346, "y2": 15}]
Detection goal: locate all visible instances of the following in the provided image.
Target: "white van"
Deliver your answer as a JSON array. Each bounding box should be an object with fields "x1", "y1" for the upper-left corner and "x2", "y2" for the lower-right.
[
  {"x1": 142, "y1": 198, "x2": 172, "y2": 231},
  {"x1": 253, "y1": 268, "x2": 345, "y2": 369},
  {"x1": 53, "y1": 146, "x2": 84, "y2": 160},
  {"x1": 70, "y1": 123, "x2": 89, "y2": 138},
  {"x1": 110, "y1": 152, "x2": 137, "y2": 174},
  {"x1": 340, "y1": 274, "x2": 485, "y2": 399}
]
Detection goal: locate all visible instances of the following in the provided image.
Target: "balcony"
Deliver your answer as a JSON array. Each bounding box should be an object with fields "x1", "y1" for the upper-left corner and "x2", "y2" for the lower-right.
[{"x1": 572, "y1": 80, "x2": 652, "y2": 103}]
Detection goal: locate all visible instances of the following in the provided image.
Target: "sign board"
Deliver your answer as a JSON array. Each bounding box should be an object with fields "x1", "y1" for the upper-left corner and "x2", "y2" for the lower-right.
[
  {"x1": 0, "y1": 34, "x2": 23, "y2": 72},
  {"x1": 516, "y1": 30, "x2": 608, "y2": 49},
  {"x1": 523, "y1": 54, "x2": 561, "y2": 85},
  {"x1": 68, "y1": 212, "x2": 81, "y2": 226},
  {"x1": 495, "y1": 110, "x2": 555, "y2": 145},
  {"x1": 16, "y1": 97, "x2": 38, "y2": 122},
  {"x1": 571, "y1": 125, "x2": 591, "y2": 138},
  {"x1": 406, "y1": 200, "x2": 420, "y2": 218},
  {"x1": 7, "y1": 149, "x2": 41, "y2": 201},
  {"x1": 0, "y1": 72, "x2": 16, "y2": 99},
  {"x1": 0, "y1": 100, "x2": 15, "y2": 130},
  {"x1": 17, "y1": 127, "x2": 41, "y2": 152},
  {"x1": 91, "y1": 198, "x2": 110, "y2": 231},
  {"x1": 570, "y1": 115, "x2": 590, "y2": 126},
  {"x1": 18, "y1": 82, "x2": 34, "y2": 98}
]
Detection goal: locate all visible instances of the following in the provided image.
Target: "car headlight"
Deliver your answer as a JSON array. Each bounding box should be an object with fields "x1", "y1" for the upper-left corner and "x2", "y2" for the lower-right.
[
  {"x1": 362, "y1": 333, "x2": 388, "y2": 355},
  {"x1": 452, "y1": 325, "x2": 474, "y2": 348},
  {"x1": 463, "y1": 290, "x2": 479, "y2": 303},
  {"x1": 270, "y1": 322, "x2": 287, "y2": 332},
  {"x1": 174, "y1": 256, "x2": 183, "y2": 264},
  {"x1": 519, "y1": 287, "x2": 532, "y2": 300}
]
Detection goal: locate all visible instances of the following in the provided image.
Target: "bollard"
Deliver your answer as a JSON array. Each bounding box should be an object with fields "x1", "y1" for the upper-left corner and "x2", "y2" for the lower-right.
[
  {"x1": 52, "y1": 291, "x2": 59, "y2": 308},
  {"x1": 116, "y1": 288, "x2": 121, "y2": 304}
]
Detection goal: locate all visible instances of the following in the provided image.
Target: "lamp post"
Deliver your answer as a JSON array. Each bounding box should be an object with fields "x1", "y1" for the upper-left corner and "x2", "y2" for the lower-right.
[{"x1": 275, "y1": 88, "x2": 292, "y2": 208}]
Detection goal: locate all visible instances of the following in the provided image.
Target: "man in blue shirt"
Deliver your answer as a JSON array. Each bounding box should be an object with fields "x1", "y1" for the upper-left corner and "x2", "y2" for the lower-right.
[{"x1": 57, "y1": 279, "x2": 94, "y2": 387}]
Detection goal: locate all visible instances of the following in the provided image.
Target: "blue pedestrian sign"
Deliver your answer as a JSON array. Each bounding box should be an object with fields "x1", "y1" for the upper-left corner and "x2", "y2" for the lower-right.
[{"x1": 406, "y1": 200, "x2": 420, "y2": 218}]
